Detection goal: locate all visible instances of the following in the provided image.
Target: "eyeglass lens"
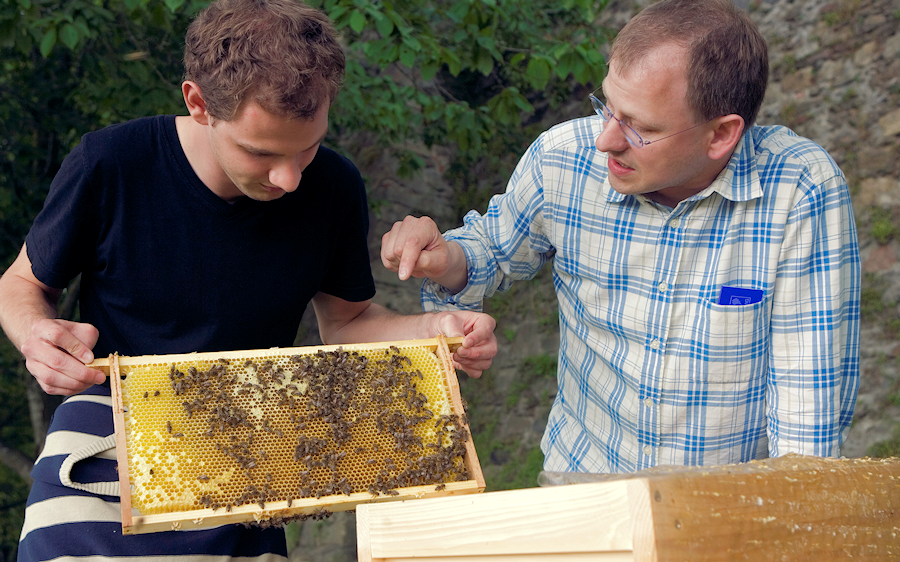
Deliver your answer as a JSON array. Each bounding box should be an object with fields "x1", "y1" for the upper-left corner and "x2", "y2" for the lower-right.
[{"x1": 589, "y1": 94, "x2": 644, "y2": 148}]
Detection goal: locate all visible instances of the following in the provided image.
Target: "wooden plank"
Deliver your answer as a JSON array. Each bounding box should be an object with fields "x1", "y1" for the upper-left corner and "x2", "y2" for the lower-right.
[
  {"x1": 356, "y1": 481, "x2": 638, "y2": 562},
  {"x1": 108, "y1": 353, "x2": 133, "y2": 530},
  {"x1": 376, "y1": 555, "x2": 634, "y2": 562},
  {"x1": 435, "y1": 335, "x2": 485, "y2": 490},
  {"x1": 357, "y1": 454, "x2": 900, "y2": 562},
  {"x1": 127, "y1": 481, "x2": 479, "y2": 534},
  {"x1": 88, "y1": 336, "x2": 465, "y2": 374},
  {"x1": 645, "y1": 455, "x2": 900, "y2": 561}
]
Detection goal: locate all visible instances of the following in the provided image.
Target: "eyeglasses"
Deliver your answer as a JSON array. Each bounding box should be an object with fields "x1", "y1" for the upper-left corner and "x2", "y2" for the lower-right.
[{"x1": 589, "y1": 91, "x2": 712, "y2": 148}]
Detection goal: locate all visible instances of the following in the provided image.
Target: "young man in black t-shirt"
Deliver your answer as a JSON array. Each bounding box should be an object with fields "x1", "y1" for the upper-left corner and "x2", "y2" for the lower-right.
[{"x1": 0, "y1": 1, "x2": 497, "y2": 560}]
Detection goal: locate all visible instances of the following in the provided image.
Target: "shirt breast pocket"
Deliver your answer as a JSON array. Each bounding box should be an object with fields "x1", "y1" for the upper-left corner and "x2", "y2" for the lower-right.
[{"x1": 692, "y1": 297, "x2": 768, "y2": 385}]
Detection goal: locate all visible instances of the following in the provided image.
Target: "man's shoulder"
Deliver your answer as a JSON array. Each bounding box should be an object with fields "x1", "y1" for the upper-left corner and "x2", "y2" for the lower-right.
[
  {"x1": 296, "y1": 145, "x2": 365, "y2": 201},
  {"x1": 82, "y1": 115, "x2": 171, "y2": 143},
  {"x1": 78, "y1": 115, "x2": 175, "y2": 161},
  {"x1": 750, "y1": 125, "x2": 839, "y2": 173},
  {"x1": 308, "y1": 145, "x2": 357, "y2": 170},
  {"x1": 539, "y1": 116, "x2": 603, "y2": 153}
]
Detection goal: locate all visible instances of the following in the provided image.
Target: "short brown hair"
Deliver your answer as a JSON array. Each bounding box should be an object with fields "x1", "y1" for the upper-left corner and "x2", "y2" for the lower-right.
[
  {"x1": 184, "y1": 0, "x2": 345, "y2": 121},
  {"x1": 610, "y1": 0, "x2": 768, "y2": 128}
]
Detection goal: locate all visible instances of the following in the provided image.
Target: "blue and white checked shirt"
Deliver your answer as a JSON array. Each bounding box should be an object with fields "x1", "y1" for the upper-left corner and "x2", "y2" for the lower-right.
[{"x1": 422, "y1": 117, "x2": 860, "y2": 474}]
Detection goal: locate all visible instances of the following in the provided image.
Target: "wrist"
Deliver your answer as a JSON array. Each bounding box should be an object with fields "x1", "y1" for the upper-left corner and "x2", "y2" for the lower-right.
[{"x1": 434, "y1": 241, "x2": 468, "y2": 294}]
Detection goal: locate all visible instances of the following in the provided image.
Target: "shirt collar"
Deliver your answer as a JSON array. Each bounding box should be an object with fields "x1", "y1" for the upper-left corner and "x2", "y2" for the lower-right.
[{"x1": 600, "y1": 127, "x2": 762, "y2": 205}]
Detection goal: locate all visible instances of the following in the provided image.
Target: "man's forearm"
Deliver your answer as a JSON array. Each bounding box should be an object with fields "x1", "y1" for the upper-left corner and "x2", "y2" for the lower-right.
[{"x1": 0, "y1": 251, "x2": 60, "y2": 351}]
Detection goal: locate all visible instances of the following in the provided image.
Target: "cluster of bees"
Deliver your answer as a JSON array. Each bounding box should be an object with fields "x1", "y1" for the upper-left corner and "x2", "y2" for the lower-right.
[{"x1": 124, "y1": 345, "x2": 470, "y2": 526}]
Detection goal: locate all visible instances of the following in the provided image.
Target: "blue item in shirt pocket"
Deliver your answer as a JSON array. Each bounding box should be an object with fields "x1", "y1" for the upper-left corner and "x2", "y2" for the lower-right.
[{"x1": 718, "y1": 286, "x2": 763, "y2": 306}]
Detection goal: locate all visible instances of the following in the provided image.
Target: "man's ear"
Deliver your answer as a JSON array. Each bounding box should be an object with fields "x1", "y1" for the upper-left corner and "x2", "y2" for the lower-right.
[
  {"x1": 182, "y1": 81, "x2": 211, "y2": 125},
  {"x1": 707, "y1": 114, "x2": 745, "y2": 161}
]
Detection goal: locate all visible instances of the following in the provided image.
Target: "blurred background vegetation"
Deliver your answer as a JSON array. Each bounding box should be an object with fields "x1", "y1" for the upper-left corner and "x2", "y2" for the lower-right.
[{"x1": 0, "y1": 0, "x2": 613, "y2": 559}]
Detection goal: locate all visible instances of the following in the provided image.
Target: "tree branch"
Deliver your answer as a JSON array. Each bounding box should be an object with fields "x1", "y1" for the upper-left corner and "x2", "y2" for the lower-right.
[{"x1": 0, "y1": 440, "x2": 34, "y2": 485}]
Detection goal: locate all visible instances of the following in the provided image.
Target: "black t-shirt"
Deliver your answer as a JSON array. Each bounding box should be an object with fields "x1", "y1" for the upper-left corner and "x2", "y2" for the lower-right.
[{"x1": 26, "y1": 115, "x2": 376, "y2": 357}]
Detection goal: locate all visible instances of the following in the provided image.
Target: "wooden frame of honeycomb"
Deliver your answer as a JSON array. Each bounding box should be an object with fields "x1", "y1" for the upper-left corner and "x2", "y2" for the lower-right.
[{"x1": 105, "y1": 335, "x2": 484, "y2": 534}]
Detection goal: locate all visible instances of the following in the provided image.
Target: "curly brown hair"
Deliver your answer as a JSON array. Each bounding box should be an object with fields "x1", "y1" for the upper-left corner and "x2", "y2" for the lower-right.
[
  {"x1": 610, "y1": 0, "x2": 768, "y2": 128},
  {"x1": 184, "y1": 0, "x2": 345, "y2": 121}
]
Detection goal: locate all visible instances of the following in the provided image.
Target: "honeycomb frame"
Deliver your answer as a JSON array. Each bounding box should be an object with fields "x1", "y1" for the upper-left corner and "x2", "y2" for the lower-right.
[{"x1": 105, "y1": 335, "x2": 484, "y2": 534}]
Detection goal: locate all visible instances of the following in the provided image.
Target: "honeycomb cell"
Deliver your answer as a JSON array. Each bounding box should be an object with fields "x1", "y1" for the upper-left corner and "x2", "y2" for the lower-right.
[{"x1": 121, "y1": 345, "x2": 470, "y2": 516}]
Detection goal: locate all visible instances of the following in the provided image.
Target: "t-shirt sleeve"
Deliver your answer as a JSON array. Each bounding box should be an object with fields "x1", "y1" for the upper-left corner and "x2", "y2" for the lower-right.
[
  {"x1": 26, "y1": 140, "x2": 99, "y2": 290},
  {"x1": 313, "y1": 149, "x2": 376, "y2": 303}
]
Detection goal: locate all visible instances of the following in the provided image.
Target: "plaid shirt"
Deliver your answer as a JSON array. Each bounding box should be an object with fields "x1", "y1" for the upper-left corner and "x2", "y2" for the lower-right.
[{"x1": 422, "y1": 117, "x2": 860, "y2": 473}]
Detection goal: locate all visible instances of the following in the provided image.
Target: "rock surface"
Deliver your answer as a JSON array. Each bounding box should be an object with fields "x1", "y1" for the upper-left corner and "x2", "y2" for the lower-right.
[{"x1": 289, "y1": 0, "x2": 900, "y2": 558}]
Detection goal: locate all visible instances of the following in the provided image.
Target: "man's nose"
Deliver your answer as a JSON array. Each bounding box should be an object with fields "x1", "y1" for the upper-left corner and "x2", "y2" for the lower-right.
[
  {"x1": 268, "y1": 157, "x2": 303, "y2": 192},
  {"x1": 595, "y1": 119, "x2": 630, "y2": 153}
]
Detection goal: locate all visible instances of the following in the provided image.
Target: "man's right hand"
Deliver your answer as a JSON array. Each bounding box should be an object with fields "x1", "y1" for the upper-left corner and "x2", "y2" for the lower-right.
[
  {"x1": 20, "y1": 318, "x2": 104, "y2": 395},
  {"x1": 380, "y1": 215, "x2": 468, "y2": 292}
]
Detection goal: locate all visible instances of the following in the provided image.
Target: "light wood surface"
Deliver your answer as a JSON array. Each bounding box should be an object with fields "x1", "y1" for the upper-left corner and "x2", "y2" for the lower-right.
[
  {"x1": 90, "y1": 337, "x2": 465, "y2": 374},
  {"x1": 357, "y1": 454, "x2": 900, "y2": 562}
]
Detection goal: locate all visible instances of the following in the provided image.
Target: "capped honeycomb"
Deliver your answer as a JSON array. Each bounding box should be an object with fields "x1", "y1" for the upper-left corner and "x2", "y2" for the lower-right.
[{"x1": 120, "y1": 344, "x2": 470, "y2": 518}]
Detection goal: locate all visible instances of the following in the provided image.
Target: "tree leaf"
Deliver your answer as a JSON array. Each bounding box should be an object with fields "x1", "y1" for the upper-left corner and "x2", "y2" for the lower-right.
[
  {"x1": 375, "y1": 12, "x2": 393, "y2": 36},
  {"x1": 420, "y1": 58, "x2": 439, "y2": 81},
  {"x1": 525, "y1": 56, "x2": 551, "y2": 89},
  {"x1": 39, "y1": 26, "x2": 56, "y2": 57},
  {"x1": 399, "y1": 42, "x2": 416, "y2": 68},
  {"x1": 349, "y1": 10, "x2": 366, "y2": 33},
  {"x1": 59, "y1": 23, "x2": 79, "y2": 50},
  {"x1": 163, "y1": 0, "x2": 185, "y2": 12},
  {"x1": 476, "y1": 48, "x2": 493, "y2": 76}
]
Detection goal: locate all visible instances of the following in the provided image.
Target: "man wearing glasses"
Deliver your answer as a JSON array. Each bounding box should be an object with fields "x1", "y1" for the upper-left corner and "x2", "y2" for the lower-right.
[{"x1": 382, "y1": 0, "x2": 860, "y2": 474}]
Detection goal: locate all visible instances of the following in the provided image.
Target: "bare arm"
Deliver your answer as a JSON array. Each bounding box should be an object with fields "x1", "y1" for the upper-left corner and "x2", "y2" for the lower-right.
[
  {"x1": 0, "y1": 244, "x2": 103, "y2": 395},
  {"x1": 380, "y1": 216, "x2": 469, "y2": 293},
  {"x1": 311, "y1": 292, "x2": 496, "y2": 378}
]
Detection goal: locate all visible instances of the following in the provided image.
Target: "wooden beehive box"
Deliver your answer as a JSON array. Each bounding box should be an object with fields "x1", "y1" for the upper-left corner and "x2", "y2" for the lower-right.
[
  {"x1": 103, "y1": 335, "x2": 484, "y2": 534},
  {"x1": 356, "y1": 454, "x2": 900, "y2": 561}
]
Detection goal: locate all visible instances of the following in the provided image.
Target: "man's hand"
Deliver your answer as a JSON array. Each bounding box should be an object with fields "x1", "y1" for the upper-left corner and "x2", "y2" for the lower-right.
[
  {"x1": 381, "y1": 216, "x2": 467, "y2": 292},
  {"x1": 20, "y1": 318, "x2": 104, "y2": 395},
  {"x1": 431, "y1": 310, "x2": 497, "y2": 378}
]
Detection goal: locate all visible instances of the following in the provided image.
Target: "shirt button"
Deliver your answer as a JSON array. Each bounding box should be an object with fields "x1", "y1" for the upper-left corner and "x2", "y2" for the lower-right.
[
  {"x1": 643, "y1": 446, "x2": 653, "y2": 456},
  {"x1": 644, "y1": 397, "x2": 654, "y2": 407},
  {"x1": 669, "y1": 218, "x2": 679, "y2": 228},
  {"x1": 658, "y1": 281, "x2": 668, "y2": 293},
  {"x1": 650, "y1": 339, "x2": 660, "y2": 350}
]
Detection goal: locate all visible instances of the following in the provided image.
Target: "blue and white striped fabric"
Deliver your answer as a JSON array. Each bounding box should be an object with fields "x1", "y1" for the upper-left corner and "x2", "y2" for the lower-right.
[
  {"x1": 18, "y1": 384, "x2": 288, "y2": 562},
  {"x1": 422, "y1": 117, "x2": 860, "y2": 474}
]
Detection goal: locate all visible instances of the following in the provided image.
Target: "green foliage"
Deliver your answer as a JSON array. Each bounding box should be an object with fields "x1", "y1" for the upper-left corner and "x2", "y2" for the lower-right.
[
  {"x1": 869, "y1": 424, "x2": 900, "y2": 458},
  {"x1": 493, "y1": 445, "x2": 544, "y2": 490},
  {"x1": 507, "y1": 352, "x2": 557, "y2": 408},
  {"x1": 0, "y1": 464, "x2": 27, "y2": 562},
  {"x1": 311, "y1": 0, "x2": 612, "y2": 158},
  {"x1": 868, "y1": 206, "x2": 897, "y2": 245},
  {"x1": 522, "y1": 353, "x2": 558, "y2": 379}
]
